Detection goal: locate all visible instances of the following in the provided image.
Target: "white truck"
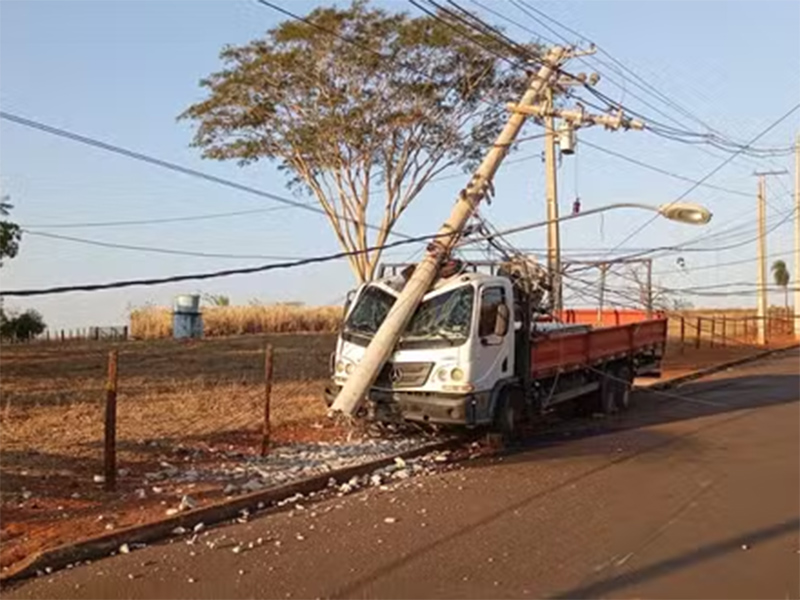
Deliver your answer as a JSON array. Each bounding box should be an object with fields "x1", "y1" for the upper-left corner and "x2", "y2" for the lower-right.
[{"x1": 325, "y1": 259, "x2": 667, "y2": 437}]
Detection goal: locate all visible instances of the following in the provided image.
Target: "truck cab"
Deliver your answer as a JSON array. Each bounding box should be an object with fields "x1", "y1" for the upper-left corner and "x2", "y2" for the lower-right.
[{"x1": 325, "y1": 261, "x2": 537, "y2": 427}]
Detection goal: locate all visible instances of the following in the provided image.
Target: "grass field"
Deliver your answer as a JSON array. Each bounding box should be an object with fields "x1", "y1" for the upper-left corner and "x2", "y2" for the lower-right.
[{"x1": 129, "y1": 304, "x2": 343, "y2": 339}]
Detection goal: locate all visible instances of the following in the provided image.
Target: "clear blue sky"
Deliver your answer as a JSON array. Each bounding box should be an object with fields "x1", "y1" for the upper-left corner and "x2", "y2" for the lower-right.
[{"x1": 1, "y1": 0, "x2": 798, "y2": 329}]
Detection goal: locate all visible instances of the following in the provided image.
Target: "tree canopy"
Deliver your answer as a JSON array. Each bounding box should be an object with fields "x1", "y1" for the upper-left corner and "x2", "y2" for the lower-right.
[
  {"x1": 181, "y1": 0, "x2": 533, "y2": 281},
  {"x1": 0, "y1": 195, "x2": 21, "y2": 267}
]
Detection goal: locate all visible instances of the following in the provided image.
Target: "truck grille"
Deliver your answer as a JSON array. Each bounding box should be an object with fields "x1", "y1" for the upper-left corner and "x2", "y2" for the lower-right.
[{"x1": 374, "y1": 362, "x2": 434, "y2": 389}]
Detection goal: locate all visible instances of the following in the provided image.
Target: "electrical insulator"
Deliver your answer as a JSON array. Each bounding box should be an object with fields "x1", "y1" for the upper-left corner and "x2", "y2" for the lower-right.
[{"x1": 572, "y1": 198, "x2": 581, "y2": 215}]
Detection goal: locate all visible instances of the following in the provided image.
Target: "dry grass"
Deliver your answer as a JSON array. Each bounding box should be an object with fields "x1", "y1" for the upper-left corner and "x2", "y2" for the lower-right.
[
  {"x1": 129, "y1": 304, "x2": 343, "y2": 339},
  {"x1": 0, "y1": 334, "x2": 339, "y2": 485}
]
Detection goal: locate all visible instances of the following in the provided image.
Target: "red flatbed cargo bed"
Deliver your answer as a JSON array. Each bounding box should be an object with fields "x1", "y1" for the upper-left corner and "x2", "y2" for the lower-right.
[{"x1": 531, "y1": 312, "x2": 668, "y2": 379}]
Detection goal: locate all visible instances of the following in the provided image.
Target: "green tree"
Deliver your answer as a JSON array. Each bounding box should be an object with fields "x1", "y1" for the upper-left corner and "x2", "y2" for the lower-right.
[
  {"x1": 771, "y1": 259, "x2": 790, "y2": 309},
  {"x1": 0, "y1": 195, "x2": 22, "y2": 267},
  {"x1": 0, "y1": 309, "x2": 46, "y2": 342},
  {"x1": 180, "y1": 1, "x2": 532, "y2": 282}
]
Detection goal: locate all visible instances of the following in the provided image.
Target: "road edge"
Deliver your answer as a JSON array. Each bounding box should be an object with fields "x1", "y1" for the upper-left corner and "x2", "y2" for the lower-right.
[
  {"x1": 0, "y1": 438, "x2": 457, "y2": 587},
  {"x1": 638, "y1": 343, "x2": 799, "y2": 392}
]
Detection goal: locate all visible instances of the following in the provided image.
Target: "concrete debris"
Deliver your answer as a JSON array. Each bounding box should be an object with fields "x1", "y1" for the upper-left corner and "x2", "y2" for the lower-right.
[
  {"x1": 151, "y1": 486, "x2": 163, "y2": 494},
  {"x1": 93, "y1": 475, "x2": 105, "y2": 484},
  {"x1": 383, "y1": 517, "x2": 397, "y2": 524},
  {"x1": 741, "y1": 544, "x2": 750, "y2": 550},
  {"x1": 135, "y1": 489, "x2": 147, "y2": 500},
  {"x1": 193, "y1": 522, "x2": 205, "y2": 533},
  {"x1": 171, "y1": 526, "x2": 187, "y2": 536},
  {"x1": 165, "y1": 508, "x2": 179, "y2": 516},
  {"x1": 21, "y1": 490, "x2": 32, "y2": 500},
  {"x1": 178, "y1": 495, "x2": 197, "y2": 511},
  {"x1": 223, "y1": 484, "x2": 238, "y2": 495},
  {"x1": 118, "y1": 468, "x2": 130, "y2": 477},
  {"x1": 119, "y1": 544, "x2": 131, "y2": 554},
  {"x1": 232, "y1": 545, "x2": 242, "y2": 554}
]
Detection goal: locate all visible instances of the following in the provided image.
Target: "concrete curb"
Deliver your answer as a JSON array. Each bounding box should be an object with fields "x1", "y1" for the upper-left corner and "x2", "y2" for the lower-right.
[
  {"x1": 0, "y1": 438, "x2": 458, "y2": 586},
  {"x1": 636, "y1": 343, "x2": 799, "y2": 393}
]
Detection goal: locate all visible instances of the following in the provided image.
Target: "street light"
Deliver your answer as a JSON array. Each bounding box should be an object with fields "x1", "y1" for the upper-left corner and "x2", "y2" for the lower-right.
[{"x1": 464, "y1": 200, "x2": 713, "y2": 243}]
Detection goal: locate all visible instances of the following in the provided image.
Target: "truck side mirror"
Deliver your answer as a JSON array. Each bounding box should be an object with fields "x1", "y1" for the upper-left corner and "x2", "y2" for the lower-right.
[{"x1": 494, "y1": 304, "x2": 510, "y2": 337}]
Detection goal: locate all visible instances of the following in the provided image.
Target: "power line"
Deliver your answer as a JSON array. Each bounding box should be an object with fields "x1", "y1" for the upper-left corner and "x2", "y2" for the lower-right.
[
  {"x1": 22, "y1": 229, "x2": 300, "y2": 261},
  {"x1": 0, "y1": 111, "x2": 414, "y2": 240},
  {"x1": 20, "y1": 207, "x2": 293, "y2": 229},
  {"x1": 0, "y1": 228, "x2": 449, "y2": 297},
  {"x1": 602, "y1": 101, "x2": 800, "y2": 255},
  {"x1": 579, "y1": 139, "x2": 752, "y2": 198}
]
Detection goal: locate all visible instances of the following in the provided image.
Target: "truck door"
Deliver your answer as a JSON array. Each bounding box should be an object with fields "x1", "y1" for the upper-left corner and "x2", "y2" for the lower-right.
[{"x1": 472, "y1": 285, "x2": 515, "y2": 391}]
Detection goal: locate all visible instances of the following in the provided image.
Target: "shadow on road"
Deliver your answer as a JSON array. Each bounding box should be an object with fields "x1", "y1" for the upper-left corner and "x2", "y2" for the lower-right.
[{"x1": 550, "y1": 517, "x2": 800, "y2": 599}]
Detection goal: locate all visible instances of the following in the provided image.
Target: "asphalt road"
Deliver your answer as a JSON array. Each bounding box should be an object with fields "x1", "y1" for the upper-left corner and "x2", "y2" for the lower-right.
[{"x1": 8, "y1": 349, "x2": 799, "y2": 599}]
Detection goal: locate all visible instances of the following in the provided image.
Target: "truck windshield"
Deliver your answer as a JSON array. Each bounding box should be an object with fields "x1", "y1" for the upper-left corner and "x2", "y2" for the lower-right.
[{"x1": 343, "y1": 284, "x2": 474, "y2": 348}]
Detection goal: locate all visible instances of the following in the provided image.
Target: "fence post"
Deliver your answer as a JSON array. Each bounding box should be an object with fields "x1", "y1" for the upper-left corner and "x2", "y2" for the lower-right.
[
  {"x1": 695, "y1": 317, "x2": 702, "y2": 349},
  {"x1": 679, "y1": 317, "x2": 685, "y2": 354},
  {"x1": 722, "y1": 316, "x2": 727, "y2": 347},
  {"x1": 123, "y1": 326, "x2": 129, "y2": 340},
  {"x1": 261, "y1": 343, "x2": 274, "y2": 457},
  {"x1": 104, "y1": 349, "x2": 119, "y2": 492},
  {"x1": 710, "y1": 318, "x2": 716, "y2": 348}
]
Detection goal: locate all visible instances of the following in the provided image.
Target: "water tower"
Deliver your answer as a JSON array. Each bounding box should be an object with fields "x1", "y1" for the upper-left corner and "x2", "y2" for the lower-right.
[{"x1": 173, "y1": 294, "x2": 203, "y2": 339}]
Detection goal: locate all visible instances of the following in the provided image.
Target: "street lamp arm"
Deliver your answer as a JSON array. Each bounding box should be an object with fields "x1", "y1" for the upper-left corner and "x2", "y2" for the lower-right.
[{"x1": 461, "y1": 201, "x2": 712, "y2": 248}]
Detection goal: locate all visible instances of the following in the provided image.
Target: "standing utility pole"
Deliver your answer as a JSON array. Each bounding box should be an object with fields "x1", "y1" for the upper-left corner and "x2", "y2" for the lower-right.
[
  {"x1": 756, "y1": 176, "x2": 768, "y2": 345},
  {"x1": 543, "y1": 86, "x2": 561, "y2": 315},
  {"x1": 596, "y1": 262, "x2": 608, "y2": 324},
  {"x1": 754, "y1": 170, "x2": 789, "y2": 345},
  {"x1": 510, "y1": 83, "x2": 643, "y2": 315},
  {"x1": 794, "y1": 133, "x2": 800, "y2": 340},
  {"x1": 331, "y1": 46, "x2": 573, "y2": 417}
]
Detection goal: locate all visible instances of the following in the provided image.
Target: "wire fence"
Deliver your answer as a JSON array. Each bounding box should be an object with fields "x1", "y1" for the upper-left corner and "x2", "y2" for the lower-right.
[{"x1": 0, "y1": 333, "x2": 338, "y2": 497}]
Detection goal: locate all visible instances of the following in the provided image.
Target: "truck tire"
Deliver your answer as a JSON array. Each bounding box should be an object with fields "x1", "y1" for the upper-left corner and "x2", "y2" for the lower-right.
[
  {"x1": 492, "y1": 387, "x2": 524, "y2": 444},
  {"x1": 599, "y1": 371, "x2": 617, "y2": 416},
  {"x1": 614, "y1": 364, "x2": 634, "y2": 412}
]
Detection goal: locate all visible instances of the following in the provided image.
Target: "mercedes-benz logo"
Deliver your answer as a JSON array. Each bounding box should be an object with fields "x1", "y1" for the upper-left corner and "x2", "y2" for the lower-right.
[{"x1": 389, "y1": 366, "x2": 404, "y2": 383}]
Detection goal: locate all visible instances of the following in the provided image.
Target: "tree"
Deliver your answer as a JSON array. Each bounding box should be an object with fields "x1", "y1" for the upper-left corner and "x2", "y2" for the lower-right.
[
  {"x1": 0, "y1": 308, "x2": 46, "y2": 342},
  {"x1": 771, "y1": 259, "x2": 790, "y2": 309},
  {"x1": 180, "y1": 1, "x2": 532, "y2": 282},
  {"x1": 0, "y1": 195, "x2": 22, "y2": 267}
]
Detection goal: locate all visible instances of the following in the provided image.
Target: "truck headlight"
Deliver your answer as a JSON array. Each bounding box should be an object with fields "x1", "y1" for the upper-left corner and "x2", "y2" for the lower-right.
[
  {"x1": 450, "y1": 367, "x2": 465, "y2": 382},
  {"x1": 336, "y1": 361, "x2": 345, "y2": 373},
  {"x1": 345, "y1": 363, "x2": 355, "y2": 375},
  {"x1": 435, "y1": 367, "x2": 449, "y2": 382}
]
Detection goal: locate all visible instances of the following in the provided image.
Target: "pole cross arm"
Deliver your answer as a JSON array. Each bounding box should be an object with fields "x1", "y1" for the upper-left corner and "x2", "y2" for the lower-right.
[{"x1": 506, "y1": 103, "x2": 644, "y2": 131}]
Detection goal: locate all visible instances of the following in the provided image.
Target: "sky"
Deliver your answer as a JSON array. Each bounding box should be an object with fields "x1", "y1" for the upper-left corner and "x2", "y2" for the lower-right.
[{"x1": 1, "y1": 0, "x2": 798, "y2": 330}]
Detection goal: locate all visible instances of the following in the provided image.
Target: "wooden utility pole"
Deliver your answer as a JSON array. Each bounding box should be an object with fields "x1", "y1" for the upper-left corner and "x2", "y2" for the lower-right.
[
  {"x1": 261, "y1": 343, "x2": 274, "y2": 456},
  {"x1": 104, "y1": 349, "x2": 119, "y2": 492},
  {"x1": 331, "y1": 46, "x2": 575, "y2": 417}
]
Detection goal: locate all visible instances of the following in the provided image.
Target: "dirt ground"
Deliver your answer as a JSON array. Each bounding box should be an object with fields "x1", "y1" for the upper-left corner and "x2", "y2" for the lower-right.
[{"x1": 0, "y1": 331, "x2": 796, "y2": 575}]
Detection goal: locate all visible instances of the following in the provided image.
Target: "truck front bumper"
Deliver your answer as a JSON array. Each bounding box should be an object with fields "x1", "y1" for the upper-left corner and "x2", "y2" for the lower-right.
[{"x1": 324, "y1": 382, "x2": 491, "y2": 426}]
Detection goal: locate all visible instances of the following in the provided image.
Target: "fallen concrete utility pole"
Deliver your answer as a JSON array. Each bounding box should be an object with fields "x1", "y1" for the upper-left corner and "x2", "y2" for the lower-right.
[{"x1": 330, "y1": 45, "x2": 572, "y2": 417}]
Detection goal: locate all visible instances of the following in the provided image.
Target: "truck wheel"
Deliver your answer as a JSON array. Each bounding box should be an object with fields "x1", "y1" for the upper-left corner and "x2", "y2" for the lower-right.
[
  {"x1": 599, "y1": 373, "x2": 617, "y2": 416},
  {"x1": 493, "y1": 388, "x2": 524, "y2": 444},
  {"x1": 614, "y1": 364, "x2": 634, "y2": 412}
]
